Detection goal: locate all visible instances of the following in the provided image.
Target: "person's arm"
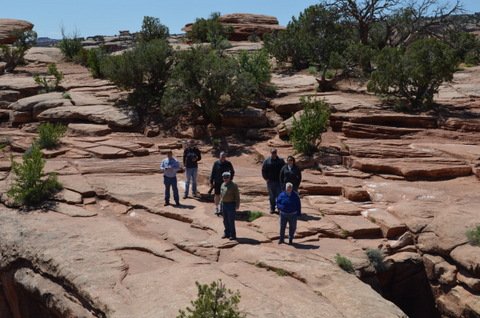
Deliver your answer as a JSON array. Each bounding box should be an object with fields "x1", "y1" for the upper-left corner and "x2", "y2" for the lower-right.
[
  {"x1": 210, "y1": 162, "x2": 216, "y2": 185},
  {"x1": 261, "y1": 159, "x2": 268, "y2": 181},
  {"x1": 160, "y1": 159, "x2": 166, "y2": 172},
  {"x1": 229, "y1": 162, "x2": 235, "y2": 180},
  {"x1": 196, "y1": 148, "x2": 201, "y2": 162},
  {"x1": 234, "y1": 184, "x2": 240, "y2": 210},
  {"x1": 279, "y1": 166, "x2": 285, "y2": 184},
  {"x1": 183, "y1": 149, "x2": 187, "y2": 166},
  {"x1": 298, "y1": 167, "x2": 302, "y2": 184},
  {"x1": 276, "y1": 192, "x2": 284, "y2": 212}
]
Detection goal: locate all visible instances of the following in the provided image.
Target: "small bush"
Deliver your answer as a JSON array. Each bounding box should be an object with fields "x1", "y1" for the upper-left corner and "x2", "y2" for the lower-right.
[
  {"x1": 466, "y1": 225, "x2": 480, "y2": 246},
  {"x1": 246, "y1": 210, "x2": 263, "y2": 222},
  {"x1": 58, "y1": 29, "x2": 83, "y2": 61},
  {"x1": 177, "y1": 280, "x2": 245, "y2": 318},
  {"x1": 290, "y1": 97, "x2": 330, "y2": 155},
  {"x1": 186, "y1": 12, "x2": 232, "y2": 49},
  {"x1": 7, "y1": 144, "x2": 62, "y2": 207},
  {"x1": 335, "y1": 253, "x2": 354, "y2": 273},
  {"x1": 86, "y1": 47, "x2": 107, "y2": 78},
  {"x1": 237, "y1": 50, "x2": 274, "y2": 97},
  {"x1": 37, "y1": 122, "x2": 67, "y2": 149},
  {"x1": 34, "y1": 63, "x2": 64, "y2": 93},
  {"x1": 0, "y1": 30, "x2": 37, "y2": 72},
  {"x1": 366, "y1": 248, "x2": 386, "y2": 272},
  {"x1": 138, "y1": 16, "x2": 169, "y2": 42},
  {"x1": 368, "y1": 38, "x2": 457, "y2": 109}
]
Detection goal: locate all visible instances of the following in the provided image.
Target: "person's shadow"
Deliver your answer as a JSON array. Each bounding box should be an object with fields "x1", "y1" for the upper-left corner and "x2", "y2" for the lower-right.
[
  {"x1": 290, "y1": 242, "x2": 319, "y2": 250},
  {"x1": 235, "y1": 237, "x2": 261, "y2": 245},
  {"x1": 174, "y1": 203, "x2": 195, "y2": 210}
]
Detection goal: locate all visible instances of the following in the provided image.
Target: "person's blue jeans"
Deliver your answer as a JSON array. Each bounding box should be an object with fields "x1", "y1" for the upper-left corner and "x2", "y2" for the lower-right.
[
  {"x1": 164, "y1": 176, "x2": 179, "y2": 204},
  {"x1": 267, "y1": 181, "x2": 282, "y2": 212},
  {"x1": 184, "y1": 167, "x2": 198, "y2": 196},
  {"x1": 222, "y1": 202, "x2": 236, "y2": 238},
  {"x1": 279, "y1": 212, "x2": 297, "y2": 243}
]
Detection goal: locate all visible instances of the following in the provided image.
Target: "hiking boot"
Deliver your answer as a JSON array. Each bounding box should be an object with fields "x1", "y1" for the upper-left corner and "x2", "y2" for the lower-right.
[
  {"x1": 229, "y1": 236, "x2": 237, "y2": 241},
  {"x1": 221, "y1": 234, "x2": 228, "y2": 239},
  {"x1": 183, "y1": 195, "x2": 188, "y2": 199},
  {"x1": 164, "y1": 202, "x2": 170, "y2": 206},
  {"x1": 175, "y1": 201, "x2": 180, "y2": 206},
  {"x1": 278, "y1": 240, "x2": 284, "y2": 244}
]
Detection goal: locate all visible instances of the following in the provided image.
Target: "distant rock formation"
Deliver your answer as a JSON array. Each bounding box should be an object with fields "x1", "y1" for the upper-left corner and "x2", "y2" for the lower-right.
[
  {"x1": 183, "y1": 13, "x2": 285, "y2": 41},
  {"x1": 0, "y1": 19, "x2": 34, "y2": 44}
]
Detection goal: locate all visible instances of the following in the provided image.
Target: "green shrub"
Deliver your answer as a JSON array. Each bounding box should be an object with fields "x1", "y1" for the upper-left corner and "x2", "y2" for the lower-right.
[
  {"x1": 0, "y1": 30, "x2": 37, "y2": 72},
  {"x1": 37, "y1": 122, "x2": 67, "y2": 149},
  {"x1": 163, "y1": 46, "x2": 257, "y2": 127},
  {"x1": 466, "y1": 225, "x2": 480, "y2": 246},
  {"x1": 366, "y1": 248, "x2": 386, "y2": 272},
  {"x1": 58, "y1": 29, "x2": 83, "y2": 61},
  {"x1": 246, "y1": 210, "x2": 263, "y2": 222},
  {"x1": 335, "y1": 253, "x2": 354, "y2": 273},
  {"x1": 290, "y1": 97, "x2": 330, "y2": 155},
  {"x1": 237, "y1": 50, "x2": 274, "y2": 97},
  {"x1": 368, "y1": 38, "x2": 457, "y2": 109},
  {"x1": 86, "y1": 47, "x2": 107, "y2": 78},
  {"x1": 264, "y1": 4, "x2": 352, "y2": 74},
  {"x1": 7, "y1": 144, "x2": 62, "y2": 207},
  {"x1": 101, "y1": 38, "x2": 173, "y2": 124},
  {"x1": 177, "y1": 280, "x2": 245, "y2": 318},
  {"x1": 186, "y1": 12, "x2": 232, "y2": 49},
  {"x1": 138, "y1": 16, "x2": 169, "y2": 42},
  {"x1": 34, "y1": 63, "x2": 64, "y2": 93}
]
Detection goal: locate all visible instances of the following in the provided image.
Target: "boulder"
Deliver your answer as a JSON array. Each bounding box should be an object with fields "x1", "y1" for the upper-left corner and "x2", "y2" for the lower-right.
[
  {"x1": 9, "y1": 92, "x2": 72, "y2": 123},
  {"x1": 0, "y1": 19, "x2": 33, "y2": 45},
  {"x1": 68, "y1": 123, "x2": 112, "y2": 137},
  {"x1": 221, "y1": 107, "x2": 269, "y2": 128},
  {"x1": 450, "y1": 244, "x2": 480, "y2": 275},
  {"x1": 37, "y1": 105, "x2": 138, "y2": 129},
  {"x1": 183, "y1": 13, "x2": 285, "y2": 41}
]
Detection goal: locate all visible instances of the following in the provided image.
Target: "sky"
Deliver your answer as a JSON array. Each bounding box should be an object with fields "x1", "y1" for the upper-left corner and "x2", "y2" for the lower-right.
[{"x1": 4, "y1": 0, "x2": 480, "y2": 39}]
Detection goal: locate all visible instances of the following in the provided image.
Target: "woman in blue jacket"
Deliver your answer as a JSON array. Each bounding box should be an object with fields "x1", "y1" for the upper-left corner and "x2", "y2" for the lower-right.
[{"x1": 276, "y1": 182, "x2": 301, "y2": 245}]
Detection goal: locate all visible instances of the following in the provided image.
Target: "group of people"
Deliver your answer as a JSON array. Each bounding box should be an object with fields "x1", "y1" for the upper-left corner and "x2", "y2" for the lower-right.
[{"x1": 159, "y1": 142, "x2": 302, "y2": 245}]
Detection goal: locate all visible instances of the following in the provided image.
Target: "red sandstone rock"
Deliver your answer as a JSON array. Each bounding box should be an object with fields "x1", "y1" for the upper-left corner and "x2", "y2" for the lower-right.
[{"x1": 0, "y1": 19, "x2": 33, "y2": 45}]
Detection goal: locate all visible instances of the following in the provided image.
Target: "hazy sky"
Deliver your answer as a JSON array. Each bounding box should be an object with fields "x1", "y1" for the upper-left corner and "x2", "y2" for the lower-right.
[{"x1": 4, "y1": 0, "x2": 480, "y2": 38}]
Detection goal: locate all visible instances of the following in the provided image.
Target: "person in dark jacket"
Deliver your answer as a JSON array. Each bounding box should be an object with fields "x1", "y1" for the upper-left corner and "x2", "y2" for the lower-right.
[
  {"x1": 183, "y1": 140, "x2": 201, "y2": 199},
  {"x1": 276, "y1": 182, "x2": 301, "y2": 245},
  {"x1": 279, "y1": 156, "x2": 302, "y2": 192},
  {"x1": 210, "y1": 152, "x2": 235, "y2": 215},
  {"x1": 261, "y1": 148, "x2": 285, "y2": 214}
]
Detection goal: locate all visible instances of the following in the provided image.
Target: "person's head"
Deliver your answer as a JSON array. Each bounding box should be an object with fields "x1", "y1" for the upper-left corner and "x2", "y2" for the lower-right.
[
  {"x1": 219, "y1": 151, "x2": 227, "y2": 162},
  {"x1": 222, "y1": 171, "x2": 231, "y2": 183},
  {"x1": 166, "y1": 150, "x2": 173, "y2": 159},
  {"x1": 270, "y1": 148, "x2": 278, "y2": 159},
  {"x1": 285, "y1": 182, "x2": 293, "y2": 194},
  {"x1": 287, "y1": 156, "x2": 295, "y2": 166},
  {"x1": 188, "y1": 139, "x2": 195, "y2": 147}
]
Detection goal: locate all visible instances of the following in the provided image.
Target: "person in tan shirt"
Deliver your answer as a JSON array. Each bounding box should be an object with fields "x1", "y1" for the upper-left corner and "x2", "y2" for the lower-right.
[{"x1": 220, "y1": 171, "x2": 240, "y2": 240}]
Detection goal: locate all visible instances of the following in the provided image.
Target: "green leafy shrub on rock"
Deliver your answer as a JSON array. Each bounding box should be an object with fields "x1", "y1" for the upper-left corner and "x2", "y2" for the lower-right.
[
  {"x1": 37, "y1": 122, "x2": 67, "y2": 149},
  {"x1": 186, "y1": 12, "x2": 232, "y2": 49},
  {"x1": 0, "y1": 30, "x2": 37, "y2": 72},
  {"x1": 466, "y1": 225, "x2": 480, "y2": 246},
  {"x1": 290, "y1": 97, "x2": 330, "y2": 155},
  {"x1": 34, "y1": 63, "x2": 64, "y2": 93},
  {"x1": 58, "y1": 29, "x2": 83, "y2": 61},
  {"x1": 366, "y1": 248, "x2": 387, "y2": 272},
  {"x1": 177, "y1": 280, "x2": 245, "y2": 318},
  {"x1": 138, "y1": 16, "x2": 169, "y2": 42},
  {"x1": 335, "y1": 253, "x2": 354, "y2": 273},
  {"x1": 368, "y1": 38, "x2": 457, "y2": 110},
  {"x1": 101, "y1": 38, "x2": 173, "y2": 124},
  {"x1": 7, "y1": 144, "x2": 62, "y2": 207}
]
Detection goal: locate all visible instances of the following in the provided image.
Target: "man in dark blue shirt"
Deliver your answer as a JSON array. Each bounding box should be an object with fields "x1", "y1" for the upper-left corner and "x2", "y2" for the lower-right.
[{"x1": 262, "y1": 148, "x2": 285, "y2": 214}]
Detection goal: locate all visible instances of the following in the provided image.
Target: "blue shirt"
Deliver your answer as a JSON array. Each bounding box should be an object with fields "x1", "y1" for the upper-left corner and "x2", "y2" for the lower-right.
[
  {"x1": 276, "y1": 191, "x2": 301, "y2": 215},
  {"x1": 160, "y1": 157, "x2": 180, "y2": 178}
]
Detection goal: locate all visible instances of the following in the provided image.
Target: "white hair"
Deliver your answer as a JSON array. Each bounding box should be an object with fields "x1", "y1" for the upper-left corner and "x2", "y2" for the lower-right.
[{"x1": 285, "y1": 182, "x2": 293, "y2": 189}]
